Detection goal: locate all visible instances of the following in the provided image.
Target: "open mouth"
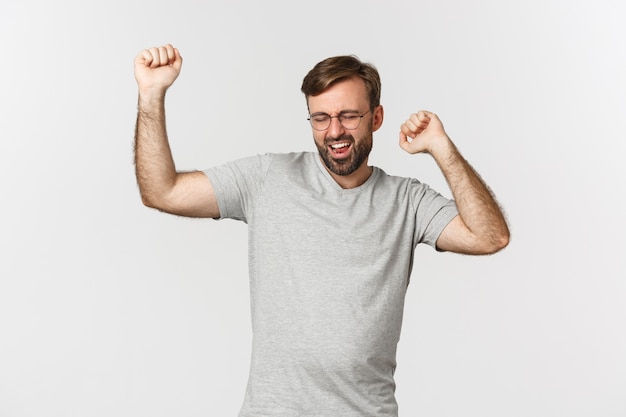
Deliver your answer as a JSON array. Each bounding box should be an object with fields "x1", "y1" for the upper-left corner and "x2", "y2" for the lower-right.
[{"x1": 329, "y1": 141, "x2": 352, "y2": 158}]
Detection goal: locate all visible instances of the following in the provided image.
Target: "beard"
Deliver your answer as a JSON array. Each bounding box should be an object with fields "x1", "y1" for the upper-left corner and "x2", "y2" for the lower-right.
[{"x1": 315, "y1": 127, "x2": 373, "y2": 177}]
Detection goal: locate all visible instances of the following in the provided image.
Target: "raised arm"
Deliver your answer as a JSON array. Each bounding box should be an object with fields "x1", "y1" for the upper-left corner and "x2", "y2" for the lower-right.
[
  {"x1": 400, "y1": 110, "x2": 510, "y2": 255},
  {"x1": 134, "y1": 44, "x2": 219, "y2": 218}
]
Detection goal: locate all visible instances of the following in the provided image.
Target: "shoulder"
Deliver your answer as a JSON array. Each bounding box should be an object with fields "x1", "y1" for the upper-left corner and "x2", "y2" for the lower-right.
[
  {"x1": 372, "y1": 167, "x2": 453, "y2": 207},
  {"x1": 269, "y1": 151, "x2": 315, "y2": 164},
  {"x1": 372, "y1": 166, "x2": 425, "y2": 192},
  {"x1": 206, "y1": 152, "x2": 316, "y2": 183},
  {"x1": 263, "y1": 151, "x2": 317, "y2": 173}
]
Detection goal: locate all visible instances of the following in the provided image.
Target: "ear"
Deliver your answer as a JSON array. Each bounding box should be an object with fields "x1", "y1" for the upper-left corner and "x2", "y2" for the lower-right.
[{"x1": 372, "y1": 105, "x2": 384, "y2": 132}]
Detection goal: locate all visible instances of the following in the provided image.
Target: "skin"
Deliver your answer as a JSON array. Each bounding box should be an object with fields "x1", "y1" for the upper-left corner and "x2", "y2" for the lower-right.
[
  {"x1": 399, "y1": 111, "x2": 510, "y2": 254},
  {"x1": 307, "y1": 76, "x2": 384, "y2": 189},
  {"x1": 134, "y1": 44, "x2": 220, "y2": 218},
  {"x1": 134, "y1": 44, "x2": 510, "y2": 255}
]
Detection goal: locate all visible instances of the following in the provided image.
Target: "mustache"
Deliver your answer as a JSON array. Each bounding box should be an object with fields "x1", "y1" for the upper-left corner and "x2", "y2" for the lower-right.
[{"x1": 324, "y1": 135, "x2": 355, "y2": 146}]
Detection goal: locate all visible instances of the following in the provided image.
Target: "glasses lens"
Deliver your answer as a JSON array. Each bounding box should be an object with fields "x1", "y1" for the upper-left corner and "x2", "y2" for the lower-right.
[
  {"x1": 339, "y1": 113, "x2": 362, "y2": 129},
  {"x1": 310, "y1": 114, "x2": 331, "y2": 130},
  {"x1": 308, "y1": 111, "x2": 367, "y2": 130}
]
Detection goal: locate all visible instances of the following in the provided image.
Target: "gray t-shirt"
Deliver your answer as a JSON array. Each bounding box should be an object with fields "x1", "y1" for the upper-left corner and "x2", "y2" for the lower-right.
[{"x1": 205, "y1": 152, "x2": 458, "y2": 417}]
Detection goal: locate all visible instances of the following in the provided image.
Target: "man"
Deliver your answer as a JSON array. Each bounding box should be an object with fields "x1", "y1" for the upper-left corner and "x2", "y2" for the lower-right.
[{"x1": 134, "y1": 44, "x2": 509, "y2": 416}]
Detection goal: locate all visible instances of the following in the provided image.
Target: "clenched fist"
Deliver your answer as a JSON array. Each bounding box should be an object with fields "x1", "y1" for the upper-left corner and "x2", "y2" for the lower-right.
[
  {"x1": 399, "y1": 110, "x2": 450, "y2": 155},
  {"x1": 134, "y1": 44, "x2": 183, "y2": 92}
]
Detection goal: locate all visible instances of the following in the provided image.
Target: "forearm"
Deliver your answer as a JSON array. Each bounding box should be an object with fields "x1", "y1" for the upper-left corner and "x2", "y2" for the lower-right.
[
  {"x1": 432, "y1": 138, "x2": 510, "y2": 251},
  {"x1": 134, "y1": 89, "x2": 177, "y2": 208}
]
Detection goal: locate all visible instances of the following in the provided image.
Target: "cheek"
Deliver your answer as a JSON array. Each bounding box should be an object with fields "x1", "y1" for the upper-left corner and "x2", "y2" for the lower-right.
[
  {"x1": 313, "y1": 131, "x2": 326, "y2": 145},
  {"x1": 354, "y1": 125, "x2": 371, "y2": 141}
]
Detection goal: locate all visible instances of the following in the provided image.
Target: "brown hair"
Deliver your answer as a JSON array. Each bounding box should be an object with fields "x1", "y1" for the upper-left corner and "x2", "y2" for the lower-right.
[{"x1": 301, "y1": 55, "x2": 381, "y2": 110}]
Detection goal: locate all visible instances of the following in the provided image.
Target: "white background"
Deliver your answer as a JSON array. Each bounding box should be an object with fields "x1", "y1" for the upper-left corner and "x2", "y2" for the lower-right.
[{"x1": 1, "y1": 1, "x2": 625, "y2": 416}]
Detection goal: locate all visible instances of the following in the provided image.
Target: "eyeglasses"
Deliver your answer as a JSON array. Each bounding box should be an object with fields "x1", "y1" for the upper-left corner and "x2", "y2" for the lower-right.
[{"x1": 307, "y1": 110, "x2": 370, "y2": 131}]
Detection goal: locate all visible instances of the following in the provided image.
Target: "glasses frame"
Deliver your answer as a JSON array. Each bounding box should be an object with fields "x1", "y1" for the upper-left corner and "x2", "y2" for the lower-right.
[{"x1": 307, "y1": 110, "x2": 371, "y2": 131}]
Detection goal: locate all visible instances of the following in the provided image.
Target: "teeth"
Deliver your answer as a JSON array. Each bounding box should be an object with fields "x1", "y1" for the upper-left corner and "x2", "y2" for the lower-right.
[{"x1": 331, "y1": 143, "x2": 349, "y2": 149}]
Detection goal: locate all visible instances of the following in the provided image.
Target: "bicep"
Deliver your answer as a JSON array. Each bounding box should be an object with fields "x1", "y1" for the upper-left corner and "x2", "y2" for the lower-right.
[
  {"x1": 162, "y1": 171, "x2": 220, "y2": 218},
  {"x1": 435, "y1": 215, "x2": 479, "y2": 254}
]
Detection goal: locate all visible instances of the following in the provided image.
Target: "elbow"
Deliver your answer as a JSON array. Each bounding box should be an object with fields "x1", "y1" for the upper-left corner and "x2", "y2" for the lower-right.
[
  {"x1": 492, "y1": 234, "x2": 510, "y2": 254},
  {"x1": 139, "y1": 191, "x2": 165, "y2": 211},
  {"x1": 141, "y1": 195, "x2": 156, "y2": 209},
  {"x1": 483, "y1": 229, "x2": 511, "y2": 255}
]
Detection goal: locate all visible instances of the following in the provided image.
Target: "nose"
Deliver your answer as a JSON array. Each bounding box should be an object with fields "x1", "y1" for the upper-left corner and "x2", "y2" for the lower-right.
[{"x1": 326, "y1": 116, "x2": 346, "y2": 137}]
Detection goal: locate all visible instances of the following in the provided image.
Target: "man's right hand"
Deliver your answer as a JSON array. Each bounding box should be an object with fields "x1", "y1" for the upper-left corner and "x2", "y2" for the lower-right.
[
  {"x1": 134, "y1": 44, "x2": 182, "y2": 92},
  {"x1": 133, "y1": 44, "x2": 219, "y2": 219}
]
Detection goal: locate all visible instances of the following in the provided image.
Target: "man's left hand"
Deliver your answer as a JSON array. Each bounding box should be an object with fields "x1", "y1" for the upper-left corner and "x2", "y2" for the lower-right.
[{"x1": 399, "y1": 110, "x2": 450, "y2": 155}]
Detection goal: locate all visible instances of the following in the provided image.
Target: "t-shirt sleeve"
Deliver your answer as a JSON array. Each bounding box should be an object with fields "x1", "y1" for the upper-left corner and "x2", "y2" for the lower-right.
[
  {"x1": 410, "y1": 179, "x2": 459, "y2": 248},
  {"x1": 203, "y1": 154, "x2": 273, "y2": 223}
]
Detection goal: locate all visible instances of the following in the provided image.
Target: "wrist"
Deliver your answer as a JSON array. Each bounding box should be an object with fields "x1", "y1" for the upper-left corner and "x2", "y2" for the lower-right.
[
  {"x1": 137, "y1": 87, "x2": 167, "y2": 109},
  {"x1": 429, "y1": 134, "x2": 455, "y2": 158}
]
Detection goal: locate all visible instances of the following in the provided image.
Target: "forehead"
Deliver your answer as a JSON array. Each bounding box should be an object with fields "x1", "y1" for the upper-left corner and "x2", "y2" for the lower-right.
[{"x1": 307, "y1": 77, "x2": 369, "y2": 113}]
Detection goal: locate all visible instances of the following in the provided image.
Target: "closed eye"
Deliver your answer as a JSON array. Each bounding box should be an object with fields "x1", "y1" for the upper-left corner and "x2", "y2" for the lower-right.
[{"x1": 311, "y1": 115, "x2": 330, "y2": 123}]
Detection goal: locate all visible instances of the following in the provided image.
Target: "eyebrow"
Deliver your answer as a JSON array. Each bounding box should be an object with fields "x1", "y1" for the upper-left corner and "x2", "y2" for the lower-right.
[{"x1": 309, "y1": 109, "x2": 361, "y2": 117}]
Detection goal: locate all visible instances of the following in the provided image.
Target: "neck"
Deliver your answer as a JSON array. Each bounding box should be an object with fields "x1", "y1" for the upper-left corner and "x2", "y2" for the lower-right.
[{"x1": 322, "y1": 157, "x2": 373, "y2": 189}]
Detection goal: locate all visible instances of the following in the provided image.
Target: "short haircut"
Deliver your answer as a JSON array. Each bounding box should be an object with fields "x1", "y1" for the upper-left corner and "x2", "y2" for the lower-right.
[{"x1": 301, "y1": 55, "x2": 381, "y2": 110}]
